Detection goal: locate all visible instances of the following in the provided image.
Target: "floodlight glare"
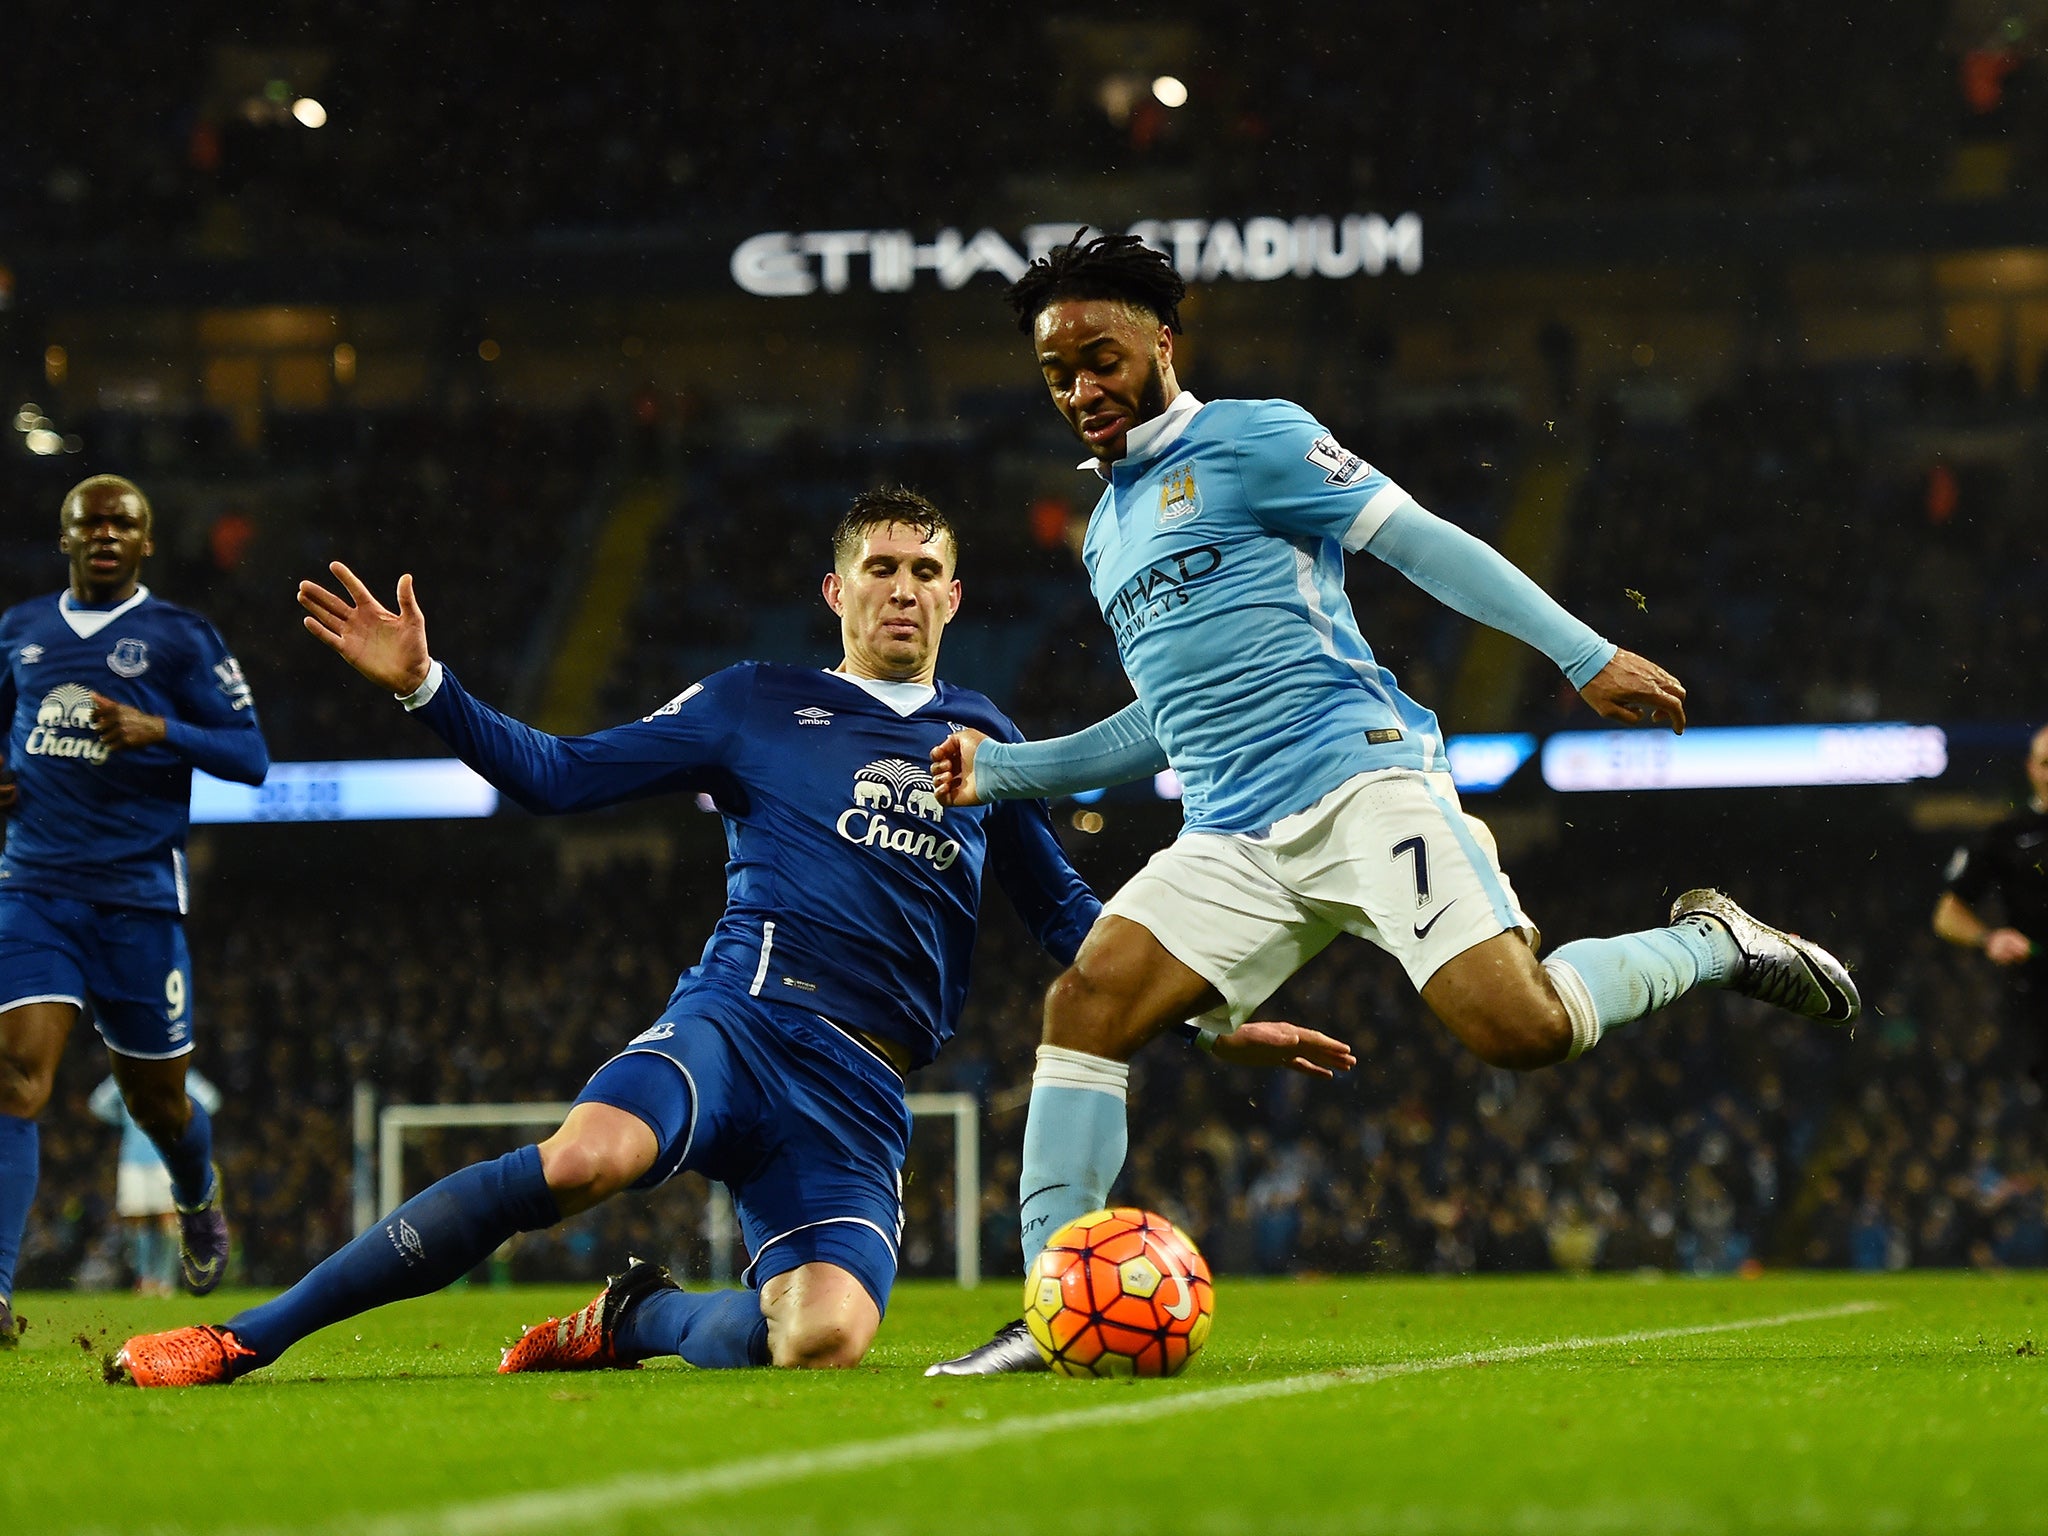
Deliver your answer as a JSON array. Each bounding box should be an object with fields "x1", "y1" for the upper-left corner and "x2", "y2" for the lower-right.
[
  {"x1": 292, "y1": 97, "x2": 328, "y2": 128},
  {"x1": 1152, "y1": 75, "x2": 1189, "y2": 108}
]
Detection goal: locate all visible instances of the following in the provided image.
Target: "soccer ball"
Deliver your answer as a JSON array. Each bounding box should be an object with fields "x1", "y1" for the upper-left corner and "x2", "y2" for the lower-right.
[{"x1": 1023, "y1": 1207, "x2": 1214, "y2": 1377}]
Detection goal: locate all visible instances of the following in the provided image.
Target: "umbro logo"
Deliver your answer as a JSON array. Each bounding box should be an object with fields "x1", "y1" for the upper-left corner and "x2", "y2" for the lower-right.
[
  {"x1": 795, "y1": 707, "x2": 834, "y2": 726},
  {"x1": 388, "y1": 1217, "x2": 426, "y2": 1267},
  {"x1": 17, "y1": 645, "x2": 42, "y2": 664}
]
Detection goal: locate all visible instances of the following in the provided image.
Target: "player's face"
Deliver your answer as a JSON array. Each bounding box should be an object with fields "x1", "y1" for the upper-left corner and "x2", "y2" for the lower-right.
[
  {"x1": 59, "y1": 485, "x2": 153, "y2": 601},
  {"x1": 824, "y1": 523, "x2": 961, "y2": 684},
  {"x1": 1033, "y1": 299, "x2": 1176, "y2": 463},
  {"x1": 2028, "y1": 728, "x2": 2048, "y2": 806}
]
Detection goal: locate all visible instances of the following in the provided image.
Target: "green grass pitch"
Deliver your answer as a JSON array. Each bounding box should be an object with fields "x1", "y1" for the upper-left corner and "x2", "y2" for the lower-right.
[{"x1": 5, "y1": 1272, "x2": 2046, "y2": 1534}]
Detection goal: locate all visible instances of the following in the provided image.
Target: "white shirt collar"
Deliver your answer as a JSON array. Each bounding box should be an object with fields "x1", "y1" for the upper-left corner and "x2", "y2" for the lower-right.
[
  {"x1": 1079, "y1": 391, "x2": 1206, "y2": 479},
  {"x1": 829, "y1": 670, "x2": 937, "y2": 717},
  {"x1": 59, "y1": 585, "x2": 151, "y2": 639}
]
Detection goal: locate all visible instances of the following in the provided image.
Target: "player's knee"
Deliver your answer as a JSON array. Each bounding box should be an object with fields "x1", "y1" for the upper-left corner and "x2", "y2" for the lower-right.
[
  {"x1": 537, "y1": 1134, "x2": 638, "y2": 1207},
  {"x1": 1043, "y1": 964, "x2": 1140, "y2": 1056},
  {"x1": 0, "y1": 1050, "x2": 56, "y2": 1117},
  {"x1": 768, "y1": 1315, "x2": 871, "y2": 1370},
  {"x1": 1467, "y1": 997, "x2": 1572, "y2": 1072}
]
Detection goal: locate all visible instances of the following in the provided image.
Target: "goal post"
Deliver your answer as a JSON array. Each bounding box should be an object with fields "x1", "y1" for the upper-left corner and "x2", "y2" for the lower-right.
[{"x1": 352, "y1": 1085, "x2": 981, "y2": 1287}]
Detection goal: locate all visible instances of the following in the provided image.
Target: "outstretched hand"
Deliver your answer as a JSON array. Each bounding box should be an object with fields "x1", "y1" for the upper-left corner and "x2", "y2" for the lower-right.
[
  {"x1": 297, "y1": 562, "x2": 433, "y2": 694},
  {"x1": 931, "y1": 727, "x2": 989, "y2": 807},
  {"x1": 1579, "y1": 648, "x2": 1688, "y2": 733},
  {"x1": 1210, "y1": 1019, "x2": 1356, "y2": 1079}
]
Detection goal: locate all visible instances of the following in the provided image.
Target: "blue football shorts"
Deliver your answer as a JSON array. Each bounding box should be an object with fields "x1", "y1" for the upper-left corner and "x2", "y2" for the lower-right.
[
  {"x1": 0, "y1": 889, "x2": 196, "y2": 1059},
  {"x1": 576, "y1": 980, "x2": 911, "y2": 1315}
]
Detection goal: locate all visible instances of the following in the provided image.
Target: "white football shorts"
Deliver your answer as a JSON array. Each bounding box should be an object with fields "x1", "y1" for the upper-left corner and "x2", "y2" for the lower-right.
[
  {"x1": 116, "y1": 1161, "x2": 176, "y2": 1218},
  {"x1": 1101, "y1": 768, "x2": 1537, "y2": 1030}
]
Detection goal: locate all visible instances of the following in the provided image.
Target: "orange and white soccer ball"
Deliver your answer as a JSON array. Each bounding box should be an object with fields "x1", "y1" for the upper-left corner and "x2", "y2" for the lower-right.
[{"x1": 1023, "y1": 1207, "x2": 1214, "y2": 1377}]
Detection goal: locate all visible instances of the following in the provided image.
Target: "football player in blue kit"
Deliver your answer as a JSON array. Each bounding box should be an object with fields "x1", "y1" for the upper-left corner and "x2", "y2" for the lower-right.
[
  {"x1": 0, "y1": 476, "x2": 269, "y2": 1347},
  {"x1": 926, "y1": 232, "x2": 1864, "y2": 1374},
  {"x1": 113, "y1": 488, "x2": 1350, "y2": 1386}
]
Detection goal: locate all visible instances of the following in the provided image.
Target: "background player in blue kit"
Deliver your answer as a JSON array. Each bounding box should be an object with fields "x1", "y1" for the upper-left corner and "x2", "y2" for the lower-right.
[
  {"x1": 926, "y1": 233, "x2": 1865, "y2": 1374},
  {"x1": 0, "y1": 476, "x2": 269, "y2": 1348},
  {"x1": 113, "y1": 488, "x2": 1349, "y2": 1386}
]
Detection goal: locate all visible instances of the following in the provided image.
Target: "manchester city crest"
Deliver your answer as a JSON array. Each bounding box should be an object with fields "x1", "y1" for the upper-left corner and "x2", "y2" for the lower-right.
[
  {"x1": 1157, "y1": 465, "x2": 1202, "y2": 528},
  {"x1": 106, "y1": 638, "x2": 150, "y2": 678}
]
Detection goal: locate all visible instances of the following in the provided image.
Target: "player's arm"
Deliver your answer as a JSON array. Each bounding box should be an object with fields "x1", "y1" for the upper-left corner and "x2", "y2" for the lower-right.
[
  {"x1": 1934, "y1": 848, "x2": 2034, "y2": 964},
  {"x1": 298, "y1": 562, "x2": 732, "y2": 814},
  {"x1": 1363, "y1": 504, "x2": 1684, "y2": 732},
  {"x1": 1230, "y1": 401, "x2": 1683, "y2": 732},
  {"x1": 932, "y1": 699, "x2": 1165, "y2": 807},
  {"x1": 93, "y1": 619, "x2": 270, "y2": 784},
  {"x1": 984, "y1": 792, "x2": 1352, "y2": 1078}
]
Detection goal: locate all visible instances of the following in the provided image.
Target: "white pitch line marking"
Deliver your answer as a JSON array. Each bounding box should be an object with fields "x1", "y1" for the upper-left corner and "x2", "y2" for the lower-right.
[{"x1": 333, "y1": 1300, "x2": 1882, "y2": 1536}]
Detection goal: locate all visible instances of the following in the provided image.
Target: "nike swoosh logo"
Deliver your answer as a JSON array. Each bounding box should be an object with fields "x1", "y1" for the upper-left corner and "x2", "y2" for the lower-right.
[
  {"x1": 1414, "y1": 900, "x2": 1459, "y2": 941},
  {"x1": 1157, "y1": 1245, "x2": 1194, "y2": 1320},
  {"x1": 1021, "y1": 1184, "x2": 1068, "y2": 1207}
]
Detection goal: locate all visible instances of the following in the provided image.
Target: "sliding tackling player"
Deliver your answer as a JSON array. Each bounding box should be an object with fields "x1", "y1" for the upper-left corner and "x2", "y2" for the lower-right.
[{"x1": 113, "y1": 488, "x2": 1348, "y2": 1385}]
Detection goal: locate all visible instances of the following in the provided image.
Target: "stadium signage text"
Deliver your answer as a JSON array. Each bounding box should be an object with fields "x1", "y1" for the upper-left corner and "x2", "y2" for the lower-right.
[{"x1": 731, "y1": 214, "x2": 1423, "y2": 298}]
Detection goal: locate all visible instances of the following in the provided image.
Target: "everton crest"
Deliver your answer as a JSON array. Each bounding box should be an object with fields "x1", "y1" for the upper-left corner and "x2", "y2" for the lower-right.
[
  {"x1": 1157, "y1": 465, "x2": 1202, "y2": 528},
  {"x1": 106, "y1": 638, "x2": 150, "y2": 678}
]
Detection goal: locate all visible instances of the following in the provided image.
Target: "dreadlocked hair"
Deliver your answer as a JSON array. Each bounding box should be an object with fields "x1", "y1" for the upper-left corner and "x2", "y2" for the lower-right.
[
  {"x1": 830, "y1": 486, "x2": 958, "y2": 572},
  {"x1": 1004, "y1": 228, "x2": 1188, "y2": 335}
]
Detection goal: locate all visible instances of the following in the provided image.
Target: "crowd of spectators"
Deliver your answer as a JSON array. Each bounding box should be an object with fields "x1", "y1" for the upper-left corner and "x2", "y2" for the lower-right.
[
  {"x1": 0, "y1": 397, "x2": 611, "y2": 760},
  {"x1": 14, "y1": 784, "x2": 2045, "y2": 1295},
  {"x1": 1, "y1": 4, "x2": 1978, "y2": 255},
  {"x1": 1554, "y1": 359, "x2": 2046, "y2": 730}
]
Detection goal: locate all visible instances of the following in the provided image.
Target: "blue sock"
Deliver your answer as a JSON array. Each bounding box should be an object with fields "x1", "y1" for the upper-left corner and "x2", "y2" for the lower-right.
[
  {"x1": 1544, "y1": 921, "x2": 1736, "y2": 1056},
  {"x1": 615, "y1": 1287, "x2": 770, "y2": 1368},
  {"x1": 227, "y1": 1145, "x2": 559, "y2": 1367},
  {"x1": 1018, "y1": 1046, "x2": 1130, "y2": 1268},
  {"x1": 0, "y1": 1114, "x2": 37, "y2": 1304},
  {"x1": 153, "y1": 1093, "x2": 215, "y2": 1209}
]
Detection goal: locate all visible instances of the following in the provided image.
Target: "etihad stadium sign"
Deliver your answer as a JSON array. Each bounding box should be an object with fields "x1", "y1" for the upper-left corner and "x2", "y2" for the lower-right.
[{"x1": 730, "y1": 214, "x2": 1422, "y2": 298}]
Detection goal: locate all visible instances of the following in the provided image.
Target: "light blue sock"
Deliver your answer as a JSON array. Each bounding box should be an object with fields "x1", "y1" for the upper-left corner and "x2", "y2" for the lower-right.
[
  {"x1": 1543, "y1": 919, "x2": 1738, "y2": 1056},
  {"x1": 614, "y1": 1287, "x2": 770, "y2": 1368},
  {"x1": 1018, "y1": 1046, "x2": 1130, "y2": 1269},
  {"x1": 0, "y1": 1114, "x2": 36, "y2": 1304}
]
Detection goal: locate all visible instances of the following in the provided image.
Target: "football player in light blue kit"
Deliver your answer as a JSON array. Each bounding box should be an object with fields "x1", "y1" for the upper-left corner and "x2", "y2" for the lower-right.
[
  {"x1": 0, "y1": 476, "x2": 268, "y2": 1348},
  {"x1": 927, "y1": 233, "x2": 1860, "y2": 1374},
  {"x1": 113, "y1": 489, "x2": 1348, "y2": 1387}
]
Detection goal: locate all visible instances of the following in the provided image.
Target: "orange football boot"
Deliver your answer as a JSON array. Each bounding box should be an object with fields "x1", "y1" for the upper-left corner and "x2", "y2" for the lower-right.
[
  {"x1": 110, "y1": 1324, "x2": 257, "y2": 1387},
  {"x1": 498, "y1": 1257, "x2": 676, "y2": 1373}
]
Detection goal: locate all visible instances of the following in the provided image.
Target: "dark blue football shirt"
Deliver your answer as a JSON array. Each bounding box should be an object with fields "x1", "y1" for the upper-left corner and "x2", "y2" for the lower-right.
[
  {"x1": 412, "y1": 660, "x2": 1100, "y2": 1067},
  {"x1": 0, "y1": 587, "x2": 270, "y2": 913}
]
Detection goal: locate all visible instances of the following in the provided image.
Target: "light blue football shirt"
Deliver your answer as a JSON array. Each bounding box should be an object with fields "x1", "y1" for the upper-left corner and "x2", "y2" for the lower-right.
[{"x1": 1078, "y1": 392, "x2": 1443, "y2": 835}]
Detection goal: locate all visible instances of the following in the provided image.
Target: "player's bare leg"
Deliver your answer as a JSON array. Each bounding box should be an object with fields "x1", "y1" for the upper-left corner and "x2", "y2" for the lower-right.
[
  {"x1": 535, "y1": 1102, "x2": 658, "y2": 1215},
  {"x1": 109, "y1": 1050, "x2": 228, "y2": 1293},
  {"x1": 0, "y1": 1001, "x2": 78, "y2": 1346},
  {"x1": 760, "y1": 1262, "x2": 879, "y2": 1368},
  {"x1": 1419, "y1": 933, "x2": 1573, "y2": 1070}
]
